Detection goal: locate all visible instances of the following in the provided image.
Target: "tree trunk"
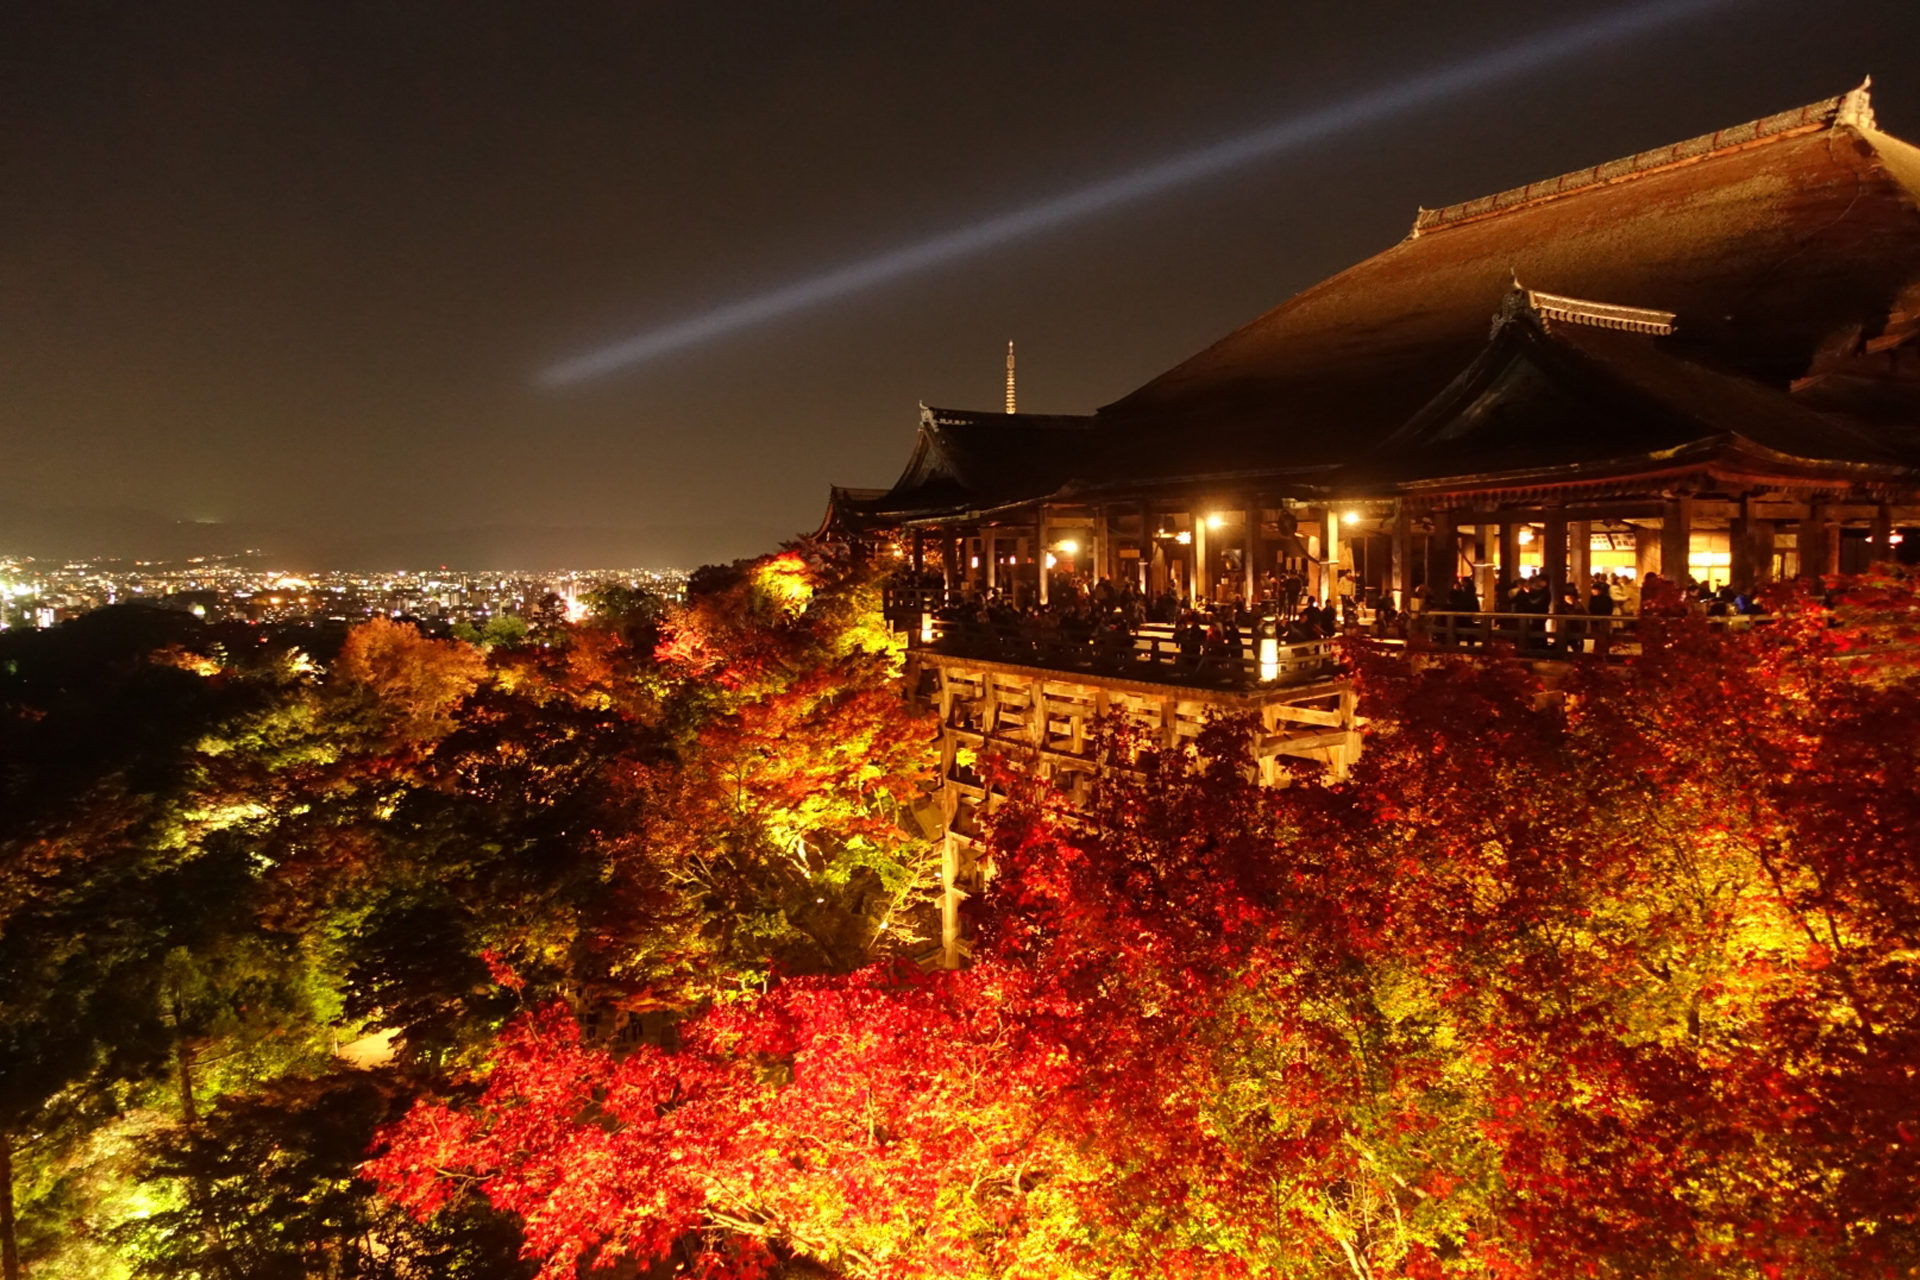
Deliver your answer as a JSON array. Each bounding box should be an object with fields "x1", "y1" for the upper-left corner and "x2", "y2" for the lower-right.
[{"x1": 1, "y1": 1132, "x2": 20, "y2": 1280}]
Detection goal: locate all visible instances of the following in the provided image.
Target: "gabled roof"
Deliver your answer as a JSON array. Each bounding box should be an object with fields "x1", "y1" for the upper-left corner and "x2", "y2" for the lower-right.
[
  {"x1": 1374, "y1": 288, "x2": 1912, "y2": 491},
  {"x1": 857, "y1": 406, "x2": 1097, "y2": 522},
  {"x1": 1098, "y1": 83, "x2": 1920, "y2": 459}
]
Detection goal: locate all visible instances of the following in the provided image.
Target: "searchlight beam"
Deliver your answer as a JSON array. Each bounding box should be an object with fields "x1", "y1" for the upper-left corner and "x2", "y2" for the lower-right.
[{"x1": 540, "y1": 0, "x2": 1743, "y2": 386}]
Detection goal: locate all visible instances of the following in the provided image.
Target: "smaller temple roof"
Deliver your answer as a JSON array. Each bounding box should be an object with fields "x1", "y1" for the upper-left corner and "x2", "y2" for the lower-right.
[
  {"x1": 852, "y1": 405, "x2": 1098, "y2": 523},
  {"x1": 1374, "y1": 287, "x2": 1912, "y2": 492}
]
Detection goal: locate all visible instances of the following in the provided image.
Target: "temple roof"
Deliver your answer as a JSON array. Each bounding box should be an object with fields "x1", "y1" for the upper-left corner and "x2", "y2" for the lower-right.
[
  {"x1": 1371, "y1": 289, "x2": 1909, "y2": 491},
  {"x1": 1096, "y1": 83, "x2": 1920, "y2": 462},
  {"x1": 852, "y1": 405, "x2": 1097, "y2": 521},
  {"x1": 837, "y1": 85, "x2": 1920, "y2": 522}
]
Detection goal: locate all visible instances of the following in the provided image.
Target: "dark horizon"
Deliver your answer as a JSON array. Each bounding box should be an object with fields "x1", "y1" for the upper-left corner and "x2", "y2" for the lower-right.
[{"x1": 7, "y1": 1, "x2": 1920, "y2": 567}]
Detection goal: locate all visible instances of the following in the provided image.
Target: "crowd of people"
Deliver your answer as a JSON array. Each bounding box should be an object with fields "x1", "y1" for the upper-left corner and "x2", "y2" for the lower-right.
[{"x1": 903, "y1": 564, "x2": 1772, "y2": 680}]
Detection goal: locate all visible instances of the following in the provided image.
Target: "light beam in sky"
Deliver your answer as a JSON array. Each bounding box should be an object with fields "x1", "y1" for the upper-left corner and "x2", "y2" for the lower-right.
[{"x1": 540, "y1": 0, "x2": 1744, "y2": 386}]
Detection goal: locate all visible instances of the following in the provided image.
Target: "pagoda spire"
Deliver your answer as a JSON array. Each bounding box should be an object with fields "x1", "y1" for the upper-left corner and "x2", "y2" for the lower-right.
[{"x1": 1005, "y1": 341, "x2": 1016, "y2": 414}]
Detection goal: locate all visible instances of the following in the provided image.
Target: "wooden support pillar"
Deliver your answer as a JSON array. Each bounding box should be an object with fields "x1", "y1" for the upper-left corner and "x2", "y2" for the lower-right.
[
  {"x1": 1191, "y1": 512, "x2": 1207, "y2": 608},
  {"x1": 1730, "y1": 499, "x2": 1757, "y2": 591},
  {"x1": 1660, "y1": 497, "x2": 1693, "y2": 584},
  {"x1": 1094, "y1": 504, "x2": 1109, "y2": 585},
  {"x1": 1475, "y1": 523, "x2": 1496, "y2": 605},
  {"x1": 1544, "y1": 510, "x2": 1569, "y2": 612},
  {"x1": 911, "y1": 529, "x2": 924, "y2": 576},
  {"x1": 940, "y1": 531, "x2": 955, "y2": 598},
  {"x1": 1138, "y1": 501, "x2": 1153, "y2": 590},
  {"x1": 1799, "y1": 504, "x2": 1837, "y2": 577},
  {"x1": 939, "y1": 833, "x2": 963, "y2": 970},
  {"x1": 984, "y1": 528, "x2": 998, "y2": 592},
  {"x1": 1871, "y1": 503, "x2": 1894, "y2": 564},
  {"x1": 1499, "y1": 520, "x2": 1521, "y2": 591},
  {"x1": 1035, "y1": 509, "x2": 1049, "y2": 606},
  {"x1": 1391, "y1": 505, "x2": 1411, "y2": 608},
  {"x1": 1321, "y1": 505, "x2": 1341, "y2": 606},
  {"x1": 1245, "y1": 498, "x2": 1261, "y2": 609},
  {"x1": 1427, "y1": 513, "x2": 1455, "y2": 594},
  {"x1": 1569, "y1": 520, "x2": 1591, "y2": 593}
]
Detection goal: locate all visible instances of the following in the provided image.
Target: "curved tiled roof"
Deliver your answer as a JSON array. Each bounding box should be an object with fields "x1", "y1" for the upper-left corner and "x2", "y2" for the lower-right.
[{"x1": 1096, "y1": 86, "x2": 1920, "y2": 472}]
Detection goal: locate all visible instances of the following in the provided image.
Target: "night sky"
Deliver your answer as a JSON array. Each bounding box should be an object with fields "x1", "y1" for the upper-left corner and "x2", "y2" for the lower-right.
[{"x1": 6, "y1": 1, "x2": 1919, "y2": 569}]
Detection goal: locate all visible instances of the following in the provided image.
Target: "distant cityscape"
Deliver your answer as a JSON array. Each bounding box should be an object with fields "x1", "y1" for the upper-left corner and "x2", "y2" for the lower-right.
[{"x1": 0, "y1": 552, "x2": 689, "y2": 633}]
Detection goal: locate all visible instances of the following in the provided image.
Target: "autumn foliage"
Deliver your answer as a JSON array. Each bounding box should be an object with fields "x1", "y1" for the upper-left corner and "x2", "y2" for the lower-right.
[{"x1": 368, "y1": 576, "x2": 1920, "y2": 1280}]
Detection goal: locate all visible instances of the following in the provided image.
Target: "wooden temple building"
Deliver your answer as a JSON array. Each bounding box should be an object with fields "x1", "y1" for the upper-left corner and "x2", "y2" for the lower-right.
[{"x1": 820, "y1": 84, "x2": 1920, "y2": 966}]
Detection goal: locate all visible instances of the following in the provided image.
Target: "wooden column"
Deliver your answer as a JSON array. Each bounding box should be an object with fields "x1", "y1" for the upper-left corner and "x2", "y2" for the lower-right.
[
  {"x1": 1138, "y1": 501, "x2": 1154, "y2": 590},
  {"x1": 911, "y1": 529, "x2": 924, "y2": 576},
  {"x1": 1191, "y1": 513, "x2": 1207, "y2": 607},
  {"x1": 1475, "y1": 522, "x2": 1496, "y2": 605},
  {"x1": 1094, "y1": 505, "x2": 1109, "y2": 584},
  {"x1": 1391, "y1": 505, "x2": 1411, "y2": 608},
  {"x1": 1322, "y1": 505, "x2": 1341, "y2": 606},
  {"x1": 1660, "y1": 497, "x2": 1693, "y2": 583},
  {"x1": 984, "y1": 528, "x2": 997, "y2": 592},
  {"x1": 1427, "y1": 513, "x2": 1455, "y2": 594},
  {"x1": 940, "y1": 532, "x2": 955, "y2": 598},
  {"x1": 1800, "y1": 504, "x2": 1838, "y2": 577},
  {"x1": 1730, "y1": 499, "x2": 1756, "y2": 591},
  {"x1": 1035, "y1": 509, "x2": 1049, "y2": 605},
  {"x1": 1499, "y1": 520, "x2": 1521, "y2": 591},
  {"x1": 1544, "y1": 510, "x2": 1569, "y2": 612},
  {"x1": 1569, "y1": 520, "x2": 1591, "y2": 593},
  {"x1": 1871, "y1": 503, "x2": 1894, "y2": 564},
  {"x1": 1245, "y1": 497, "x2": 1261, "y2": 609}
]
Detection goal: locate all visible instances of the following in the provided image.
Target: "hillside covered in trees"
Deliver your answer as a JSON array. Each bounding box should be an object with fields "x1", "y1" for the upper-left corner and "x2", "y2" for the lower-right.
[{"x1": 2, "y1": 551, "x2": 1918, "y2": 1279}]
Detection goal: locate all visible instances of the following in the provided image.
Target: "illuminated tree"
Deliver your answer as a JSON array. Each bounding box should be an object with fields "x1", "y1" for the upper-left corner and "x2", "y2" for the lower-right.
[{"x1": 369, "y1": 577, "x2": 1920, "y2": 1280}]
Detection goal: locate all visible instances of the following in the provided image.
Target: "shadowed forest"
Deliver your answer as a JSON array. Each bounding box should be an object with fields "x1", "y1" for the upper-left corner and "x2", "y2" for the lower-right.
[{"x1": 2, "y1": 550, "x2": 1918, "y2": 1280}]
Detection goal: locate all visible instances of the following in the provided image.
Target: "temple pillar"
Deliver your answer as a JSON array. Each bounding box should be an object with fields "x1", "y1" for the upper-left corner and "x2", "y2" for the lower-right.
[
  {"x1": 1570, "y1": 520, "x2": 1591, "y2": 595},
  {"x1": 1871, "y1": 503, "x2": 1893, "y2": 564},
  {"x1": 1391, "y1": 505, "x2": 1411, "y2": 608},
  {"x1": 1730, "y1": 500, "x2": 1758, "y2": 590},
  {"x1": 984, "y1": 528, "x2": 998, "y2": 593},
  {"x1": 1320, "y1": 505, "x2": 1340, "y2": 608},
  {"x1": 1475, "y1": 522, "x2": 1496, "y2": 605},
  {"x1": 1499, "y1": 520, "x2": 1521, "y2": 596},
  {"x1": 1192, "y1": 513, "x2": 1209, "y2": 607},
  {"x1": 1427, "y1": 514, "x2": 1456, "y2": 596},
  {"x1": 1138, "y1": 501, "x2": 1154, "y2": 590},
  {"x1": 1035, "y1": 509, "x2": 1049, "y2": 606},
  {"x1": 1245, "y1": 497, "x2": 1261, "y2": 609},
  {"x1": 1094, "y1": 505, "x2": 1109, "y2": 585},
  {"x1": 1660, "y1": 497, "x2": 1693, "y2": 584},
  {"x1": 1800, "y1": 504, "x2": 1838, "y2": 577},
  {"x1": 1544, "y1": 510, "x2": 1569, "y2": 612}
]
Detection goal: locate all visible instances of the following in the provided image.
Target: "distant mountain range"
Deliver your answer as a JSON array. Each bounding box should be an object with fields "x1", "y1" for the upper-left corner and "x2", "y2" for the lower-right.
[{"x1": 0, "y1": 505, "x2": 791, "y2": 571}]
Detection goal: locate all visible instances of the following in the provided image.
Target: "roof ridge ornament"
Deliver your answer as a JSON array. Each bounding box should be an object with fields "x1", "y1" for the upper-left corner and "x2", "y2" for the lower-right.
[
  {"x1": 1836, "y1": 76, "x2": 1876, "y2": 132},
  {"x1": 1497, "y1": 280, "x2": 1677, "y2": 338},
  {"x1": 1411, "y1": 86, "x2": 1874, "y2": 237}
]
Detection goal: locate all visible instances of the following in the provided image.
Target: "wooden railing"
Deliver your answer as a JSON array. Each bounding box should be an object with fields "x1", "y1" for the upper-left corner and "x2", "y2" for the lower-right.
[
  {"x1": 914, "y1": 615, "x2": 1341, "y2": 690},
  {"x1": 1416, "y1": 610, "x2": 1766, "y2": 655}
]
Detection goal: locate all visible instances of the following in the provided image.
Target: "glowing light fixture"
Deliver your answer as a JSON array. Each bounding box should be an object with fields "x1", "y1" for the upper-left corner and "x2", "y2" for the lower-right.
[
  {"x1": 1044, "y1": 552, "x2": 1058, "y2": 569},
  {"x1": 1342, "y1": 510, "x2": 1360, "y2": 525},
  {"x1": 919, "y1": 612, "x2": 935, "y2": 644},
  {"x1": 1176, "y1": 531, "x2": 1193, "y2": 545},
  {"x1": 1056, "y1": 539, "x2": 1080, "y2": 556},
  {"x1": 1517, "y1": 527, "x2": 1536, "y2": 545},
  {"x1": 1259, "y1": 635, "x2": 1279, "y2": 682},
  {"x1": 1206, "y1": 514, "x2": 1224, "y2": 530}
]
